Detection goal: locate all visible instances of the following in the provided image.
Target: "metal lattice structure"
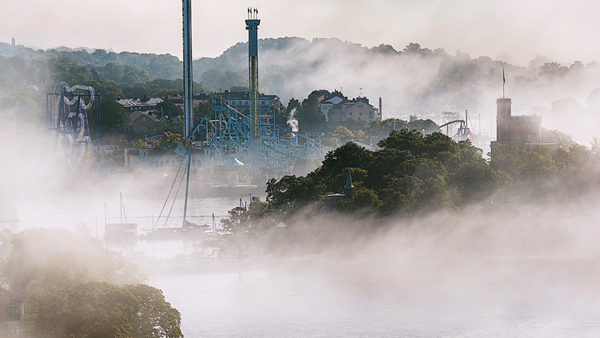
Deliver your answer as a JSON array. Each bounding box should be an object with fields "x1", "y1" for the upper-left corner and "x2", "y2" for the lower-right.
[
  {"x1": 436, "y1": 119, "x2": 469, "y2": 140},
  {"x1": 47, "y1": 82, "x2": 100, "y2": 165},
  {"x1": 192, "y1": 95, "x2": 339, "y2": 175}
]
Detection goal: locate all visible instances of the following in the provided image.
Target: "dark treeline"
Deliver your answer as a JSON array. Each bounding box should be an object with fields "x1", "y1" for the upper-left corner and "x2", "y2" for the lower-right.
[
  {"x1": 221, "y1": 130, "x2": 600, "y2": 254},
  {"x1": 266, "y1": 130, "x2": 600, "y2": 218}
]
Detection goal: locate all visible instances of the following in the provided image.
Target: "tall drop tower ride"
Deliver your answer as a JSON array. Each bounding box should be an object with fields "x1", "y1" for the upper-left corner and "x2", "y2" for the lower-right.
[
  {"x1": 246, "y1": 8, "x2": 261, "y2": 175},
  {"x1": 182, "y1": 0, "x2": 193, "y2": 138}
]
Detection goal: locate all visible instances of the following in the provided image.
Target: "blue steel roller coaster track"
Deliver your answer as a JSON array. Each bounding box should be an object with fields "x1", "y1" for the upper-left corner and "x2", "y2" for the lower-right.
[{"x1": 188, "y1": 94, "x2": 339, "y2": 175}]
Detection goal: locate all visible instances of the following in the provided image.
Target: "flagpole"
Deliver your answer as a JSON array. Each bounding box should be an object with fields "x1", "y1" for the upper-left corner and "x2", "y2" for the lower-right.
[{"x1": 502, "y1": 69, "x2": 505, "y2": 99}]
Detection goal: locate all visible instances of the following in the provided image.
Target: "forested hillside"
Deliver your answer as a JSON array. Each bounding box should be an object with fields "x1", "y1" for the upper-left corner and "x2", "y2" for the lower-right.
[{"x1": 3, "y1": 37, "x2": 600, "y2": 143}]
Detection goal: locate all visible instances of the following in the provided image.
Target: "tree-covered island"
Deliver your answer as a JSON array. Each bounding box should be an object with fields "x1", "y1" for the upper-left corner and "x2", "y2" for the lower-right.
[{"x1": 221, "y1": 129, "x2": 600, "y2": 254}]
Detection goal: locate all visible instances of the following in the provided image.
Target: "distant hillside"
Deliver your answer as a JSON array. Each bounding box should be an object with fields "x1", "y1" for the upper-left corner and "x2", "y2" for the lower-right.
[
  {"x1": 0, "y1": 42, "x2": 182, "y2": 80},
  {"x1": 3, "y1": 37, "x2": 600, "y2": 144}
]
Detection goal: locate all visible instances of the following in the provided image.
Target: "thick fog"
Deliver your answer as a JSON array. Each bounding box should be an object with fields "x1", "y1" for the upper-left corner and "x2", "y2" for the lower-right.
[
  {"x1": 3, "y1": 3, "x2": 600, "y2": 331},
  {"x1": 3, "y1": 94, "x2": 600, "y2": 336},
  {"x1": 191, "y1": 36, "x2": 600, "y2": 146},
  {"x1": 4, "y1": 0, "x2": 600, "y2": 65}
]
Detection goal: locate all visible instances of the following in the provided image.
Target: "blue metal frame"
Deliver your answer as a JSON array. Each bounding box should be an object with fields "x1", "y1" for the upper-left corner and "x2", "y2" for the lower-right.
[
  {"x1": 190, "y1": 95, "x2": 339, "y2": 176},
  {"x1": 47, "y1": 91, "x2": 101, "y2": 164},
  {"x1": 435, "y1": 119, "x2": 467, "y2": 140}
]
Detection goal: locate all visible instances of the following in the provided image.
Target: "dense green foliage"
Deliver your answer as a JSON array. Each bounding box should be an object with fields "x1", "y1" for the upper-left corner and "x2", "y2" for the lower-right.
[
  {"x1": 154, "y1": 131, "x2": 190, "y2": 150},
  {"x1": 26, "y1": 282, "x2": 182, "y2": 338},
  {"x1": 296, "y1": 92, "x2": 326, "y2": 131},
  {"x1": 1, "y1": 228, "x2": 182, "y2": 338},
  {"x1": 260, "y1": 129, "x2": 600, "y2": 220},
  {"x1": 88, "y1": 97, "x2": 132, "y2": 138}
]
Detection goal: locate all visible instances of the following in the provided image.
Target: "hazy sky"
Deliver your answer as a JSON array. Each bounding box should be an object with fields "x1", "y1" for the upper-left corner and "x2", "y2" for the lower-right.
[{"x1": 1, "y1": 0, "x2": 599, "y2": 65}]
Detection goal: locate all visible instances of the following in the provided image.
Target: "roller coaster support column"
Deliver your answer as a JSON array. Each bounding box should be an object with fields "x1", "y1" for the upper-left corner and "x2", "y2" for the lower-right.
[{"x1": 246, "y1": 9, "x2": 261, "y2": 175}]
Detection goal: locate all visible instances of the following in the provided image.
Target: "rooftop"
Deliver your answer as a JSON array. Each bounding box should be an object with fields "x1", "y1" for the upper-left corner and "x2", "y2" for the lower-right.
[{"x1": 117, "y1": 97, "x2": 164, "y2": 108}]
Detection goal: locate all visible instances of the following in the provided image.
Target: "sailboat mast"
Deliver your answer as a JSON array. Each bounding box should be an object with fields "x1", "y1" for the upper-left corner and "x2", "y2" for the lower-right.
[
  {"x1": 120, "y1": 192, "x2": 123, "y2": 223},
  {"x1": 182, "y1": 142, "x2": 192, "y2": 227}
]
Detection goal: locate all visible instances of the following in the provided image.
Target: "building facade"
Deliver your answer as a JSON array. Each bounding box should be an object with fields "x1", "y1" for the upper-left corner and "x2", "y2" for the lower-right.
[
  {"x1": 129, "y1": 111, "x2": 167, "y2": 135},
  {"x1": 319, "y1": 93, "x2": 345, "y2": 121},
  {"x1": 328, "y1": 97, "x2": 380, "y2": 123},
  {"x1": 491, "y1": 98, "x2": 543, "y2": 150},
  {"x1": 218, "y1": 90, "x2": 283, "y2": 115}
]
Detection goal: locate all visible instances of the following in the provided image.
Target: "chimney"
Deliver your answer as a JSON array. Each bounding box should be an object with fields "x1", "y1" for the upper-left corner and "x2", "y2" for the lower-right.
[{"x1": 379, "y1": 97, "x2": 383, "y2": 121}]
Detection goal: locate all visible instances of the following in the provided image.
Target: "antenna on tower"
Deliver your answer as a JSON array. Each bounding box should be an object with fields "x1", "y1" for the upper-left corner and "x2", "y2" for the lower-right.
[{"x1": 502, "y1": 69, "x2": 506, "y2": 99}]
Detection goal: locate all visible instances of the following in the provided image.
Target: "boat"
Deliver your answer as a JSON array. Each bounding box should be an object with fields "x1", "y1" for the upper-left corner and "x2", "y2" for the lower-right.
[
  {"x1": 145, "y1": 141, "x2": 216, "y2": 239},
  {"x1": 104, "y1": 192, "x2": 137, "y2": 243}
]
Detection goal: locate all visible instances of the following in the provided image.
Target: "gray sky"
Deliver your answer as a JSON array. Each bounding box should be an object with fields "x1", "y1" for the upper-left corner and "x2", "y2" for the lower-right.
[{"x1": 1, "y1": 0, "x2": 599, "y2": 65}]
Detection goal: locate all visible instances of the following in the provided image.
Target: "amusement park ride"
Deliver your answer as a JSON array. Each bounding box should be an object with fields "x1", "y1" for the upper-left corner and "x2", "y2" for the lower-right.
[
  {"x1": 46, "y1": 6, "x2": 336, "y2": 176},
  {"x1": 44, "y1": 2, "x2": 479, "y2": 235},
  {"x1": 47, "y1": 81, "x2": 100, "y2": 166},
  {"x1": 180, "y1": 6, "x2": 337, "y2": 178},
  {"x1": 45, "y1": 4, "x2": 472, "y2": 178}
]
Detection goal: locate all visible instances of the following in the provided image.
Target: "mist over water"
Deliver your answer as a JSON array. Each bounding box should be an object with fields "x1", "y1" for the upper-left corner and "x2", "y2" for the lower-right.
[
  {"x1": 3, "y1": 98, "x2": 600, "y2": 336},
  {"x1": 4, "y1": 34, "x2": 600, "y2": 337},
  {"x1": 143, "y1": 199, "x2": 600, "y2": 337},
  {"x1": 4, "y1": 118, "x2": 600, "y2": 337}
]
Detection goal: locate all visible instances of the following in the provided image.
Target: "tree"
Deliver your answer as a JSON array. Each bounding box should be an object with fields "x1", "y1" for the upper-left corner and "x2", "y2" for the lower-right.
[
  {"x1": 194, "y1": 101, "x2": 212, "y2": 121},
  {"x1": 156, "y1": 100, "x2": 183, "y2": 120},
  {"x1": 344, "y1": 118, "x2": 368, "y2": 132},
  {"x1": 25, "y1": 282, "x2": 140, "y2": 338},
  {"x1": 539, "y1": 62, "x2": 567, "y2": 77},
  {"x1": 296, "y1": 93, "x2": 325, "y2": 130},
  {"x1": 200, "y1": 69, "x2": 246, "y2": 91},
  {"x1": 335, "y1": 187, "x2": 382, "y2": 215},
  {"x1": 102, "y1": 62, "x2": 122, "y2": 82},
  {"x1": 403, "y1": 43, "x2": 422, "y2": 53},
  {"x1": 154, "y1": 89, "x2": 180, "y2": 98},
  {"x1": 3, "y1": 228, "x2": 141, "y2": 295},
  {"x1": 125, "y1": 284, "x2": 183, "y2": 338},
  {"x1": 266, "y1": 175, "x2": 323, "y2": 213},
  {"x1": 2, "y1": 229, "x2": 182, "y2": 338},
  {"x1": 454, "y1": 161, "x2": 504, "y2": 204},
  {"x1": 402, "y1": 43, "x2": 432, "y2": 56},
  {"x1": 378, "y1": 129, "x2": 426, "y2": 155},
  {"x1": 88, "y1": 97, "x2": 132, "y2": 139},
  {"x1": 155, "y1": 131, "x2": 189, "y2": 150},
  {"x1": 541, "y1": 128, "x2": 574, "y2": 148},
  {"x1": 329, "y1": 126, "x2": 354, "y2": 143},
  {"x1": 408, "y1": 118, "x2": 439, "y2": 133},
  {"x1": 286, "y1": 98, "x2": 300, "y2": 115},
  {"x1": 489, "y1": 142, "x2": 526, "y2": 180},
  {"x1": 122, "y1": 65, "x2": 151, "y2": 85},
  {"x1": 25, "y1": 282, "x2": 183, "y2": 338},
  {"x1": 230, "y1": 85, "x2": 249, "y2": 92},
  {"x1": 220, "y1": 197, "x2": 273, "y2": 250},
  {"x1": 315, "y1": 142, "x2": 374, "y2": 189}
]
